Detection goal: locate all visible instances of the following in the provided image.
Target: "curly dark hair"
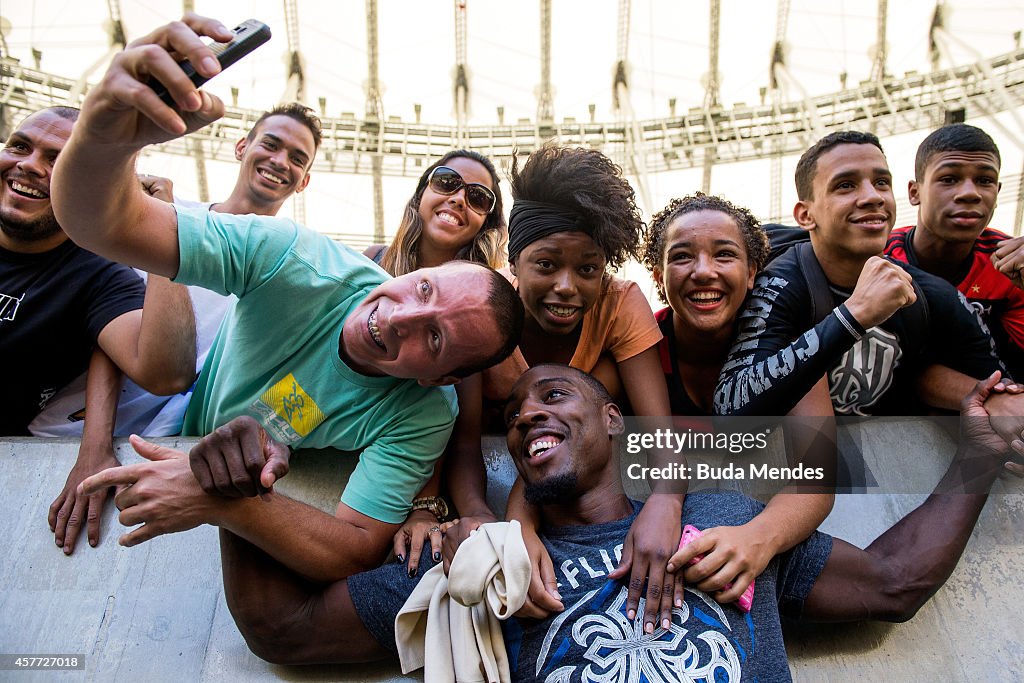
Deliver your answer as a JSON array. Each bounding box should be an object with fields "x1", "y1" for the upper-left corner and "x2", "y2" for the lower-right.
[
  {"x1": 509, "y1": 145, "x2": 643, "y2": 270},
  {"x1": 641, "y1": 192, "x2": 769, "y2": 304}
]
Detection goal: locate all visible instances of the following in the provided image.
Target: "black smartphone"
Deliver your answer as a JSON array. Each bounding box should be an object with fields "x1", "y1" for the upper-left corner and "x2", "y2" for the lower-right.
[{"x1": 149, "y1": 19, "x2": 272, "y2": 106}]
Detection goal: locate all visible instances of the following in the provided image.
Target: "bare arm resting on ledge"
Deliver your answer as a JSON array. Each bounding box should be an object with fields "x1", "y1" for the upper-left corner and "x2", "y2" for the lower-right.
[
  {"x1": 49, "y1": 348, "x2": 122, "y2": 555},
  {"x1": 80, "y1": 414, "x2": 400, "y2": 581},
  {"x1": 801, "y1": 371, "x2": 1022, "y2": 620}
]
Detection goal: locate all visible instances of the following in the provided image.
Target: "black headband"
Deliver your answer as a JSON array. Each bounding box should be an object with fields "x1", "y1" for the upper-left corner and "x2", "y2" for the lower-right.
[{"x1": 507, "y1": 199, "x2": 588, "y2": 263}]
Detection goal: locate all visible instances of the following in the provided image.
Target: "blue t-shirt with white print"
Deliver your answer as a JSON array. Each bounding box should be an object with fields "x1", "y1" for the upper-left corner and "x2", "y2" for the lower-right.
[{"x1": 504, "y1": 492, "x2": 832, "y2": 683}]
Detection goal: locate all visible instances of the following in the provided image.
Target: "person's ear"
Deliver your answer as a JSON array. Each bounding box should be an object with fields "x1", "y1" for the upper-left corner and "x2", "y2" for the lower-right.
[
  {"x1": 296, "y1": 173, "x2": 311, "y2": 193},
  {"x1": 794, "y1": 200, "x2": 815, "y2": 231},
  {"x1": 234, "y1": 137, "x2": 248, "y2": 161},
  {"x1": 418, "y1": 376, "x2": 461, "y2": 387},
  {"x1": 606, "y1": 403, "x2": 624, "y2": 436},
  {"x1": 510, "y1": 260, "x2": 518, "y2": 277},
  {"x1": 908, "y1": 179, "x2": 921, "y2": 207}
]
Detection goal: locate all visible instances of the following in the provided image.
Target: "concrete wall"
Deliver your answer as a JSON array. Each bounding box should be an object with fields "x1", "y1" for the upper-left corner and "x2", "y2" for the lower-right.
[{"x1": 1, "y1": 421, "x2": 1021, "y2": 681}]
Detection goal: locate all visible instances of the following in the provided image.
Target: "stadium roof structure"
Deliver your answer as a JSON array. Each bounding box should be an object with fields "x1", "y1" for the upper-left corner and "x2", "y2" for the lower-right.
[{"x1": 2, "y1": 0, "x2": 1023, "y2": 243}]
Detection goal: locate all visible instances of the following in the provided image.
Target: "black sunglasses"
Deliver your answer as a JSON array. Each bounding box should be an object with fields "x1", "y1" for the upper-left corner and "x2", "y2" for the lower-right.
[{"x1": 427, "y1": 166, "x2": 497, "y2": 216}]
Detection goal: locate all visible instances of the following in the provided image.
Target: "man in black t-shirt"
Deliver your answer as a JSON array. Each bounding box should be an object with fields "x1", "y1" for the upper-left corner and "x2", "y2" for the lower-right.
[
  {"x1": 213, "y1": 365, "x2": 1010, "y2": 682},
  {"x1": 715, "y1": 131, "x2": 1017, "y2": 421},
  {"x1": 0, "y1": 106, "x2": 196, "y2": 553}
]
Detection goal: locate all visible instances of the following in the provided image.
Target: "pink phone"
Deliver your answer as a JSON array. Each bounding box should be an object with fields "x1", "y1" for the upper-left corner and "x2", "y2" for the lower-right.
[{"x1": 678, "y1": 524, "x2": 754, "y2": 613}]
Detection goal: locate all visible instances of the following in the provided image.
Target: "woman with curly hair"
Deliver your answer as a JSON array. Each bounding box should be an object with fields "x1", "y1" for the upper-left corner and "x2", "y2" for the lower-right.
[
  {"x1": 643, "y1": 191, "x2": 834, "y2": 610},
  {"x1": 364, "y1": 150, "x2": 506, "y2": 274},
  {"x1": 641, "y1": 193, "x2": 770, "y2": 415},
  {"x1": 482, "y1": 145, "x2": 662, "y2": 409}
]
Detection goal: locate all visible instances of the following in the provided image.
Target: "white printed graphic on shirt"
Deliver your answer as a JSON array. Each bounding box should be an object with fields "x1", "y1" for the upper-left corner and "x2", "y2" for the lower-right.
[
  {"x1": 828, "y1": 326, "x2": 901, "y2": 416},
  {"x1": 538, "y1": 585, "x2": 741, "y2": 683},
  {"x1": 0, "y1": 291, "x2": 24, "y2": 321}
]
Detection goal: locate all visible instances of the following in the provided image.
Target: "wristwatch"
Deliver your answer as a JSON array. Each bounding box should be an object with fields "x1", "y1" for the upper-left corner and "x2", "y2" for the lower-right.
[{"x1": 411, "y1": 496, "x2": 449, "y2": 520}]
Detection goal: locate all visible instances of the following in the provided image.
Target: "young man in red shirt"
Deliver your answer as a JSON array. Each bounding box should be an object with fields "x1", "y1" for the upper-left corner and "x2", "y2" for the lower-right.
[{"x1": 885, "y1": 123, "x2": 1024, "y2": 377}]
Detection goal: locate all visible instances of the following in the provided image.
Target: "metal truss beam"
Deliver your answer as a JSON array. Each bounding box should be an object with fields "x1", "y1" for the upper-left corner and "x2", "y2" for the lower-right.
[
  {"x1": 702, "y1": 0, "x2": 721, "y2": 192},
  {"x1": 537, "y1": 0, "x2": 554, "y2": 124},
  {"x1": 4, "y1": 49, "x2": 1024, "y2": 179},
  {"x1": 365, "y1": 0, "x2": 384, "y2": 241},
  {"x1": 871, "y1": 0, "x2": 889, "y2": 82},
  {"x1": 282, "y1": 0, "x2": 306, "y2": 104},
  {"x1": 453, "y1": 0, "x2": 469, "y2": 145}
]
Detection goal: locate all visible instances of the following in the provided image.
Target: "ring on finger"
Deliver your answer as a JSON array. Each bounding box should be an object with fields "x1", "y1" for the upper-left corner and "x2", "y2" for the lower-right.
[{"x1": 429, "y1": 526, "x2": 440, "y2": 534}]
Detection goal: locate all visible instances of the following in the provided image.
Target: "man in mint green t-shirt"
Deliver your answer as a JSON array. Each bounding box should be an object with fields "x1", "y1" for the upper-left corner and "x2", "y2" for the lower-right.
[{"x1": 54, "y1": 16, "x2": 523, "y2": 581}]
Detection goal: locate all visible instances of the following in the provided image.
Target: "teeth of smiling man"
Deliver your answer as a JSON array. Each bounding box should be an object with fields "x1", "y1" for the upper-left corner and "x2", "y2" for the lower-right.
[
  {"x1": 689, "y1": 291, "x2": 723, "y2": 302},
  {"x1": 257, "y1": 169, "x2": 286, "y2": 185},
  {"x1": 528, "y1": 437, "x2": 562, "y2": 457},
  {"x1": 368, "y1": 308, "x2": 386, "y2": 350},
  {"x1": 545, "y1": 304, "x2": 577, "y2": 318},
  {"x1": 10, "y1": 181, "x2": 46, "y2": 198}
]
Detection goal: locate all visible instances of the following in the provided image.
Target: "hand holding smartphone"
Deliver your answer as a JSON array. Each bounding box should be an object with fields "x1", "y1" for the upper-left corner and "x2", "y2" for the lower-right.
[{"x1": 148, "y1": 19, "x2": 271, "y2": 106}]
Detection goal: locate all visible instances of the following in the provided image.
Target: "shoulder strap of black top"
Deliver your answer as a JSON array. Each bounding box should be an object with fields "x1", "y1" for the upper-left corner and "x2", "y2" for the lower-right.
[
  {"x1": 794, "y1": 240, "x2": 931, "y2": 330},
  {"x1": 795, "y1": 241, "x2": 834, "y2": 324}
]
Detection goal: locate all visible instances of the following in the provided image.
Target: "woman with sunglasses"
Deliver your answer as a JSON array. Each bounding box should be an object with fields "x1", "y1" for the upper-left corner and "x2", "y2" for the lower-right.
[
  {"x1": 642, "y1": 192, "x2": 834, "y2": 608},
  {"x1": 363, "y1": 150, "x2": 506, "y2": 275}
]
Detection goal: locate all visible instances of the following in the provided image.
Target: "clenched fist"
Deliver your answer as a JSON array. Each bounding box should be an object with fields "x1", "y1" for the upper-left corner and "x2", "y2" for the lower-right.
[{"x1": 844, "y1": 256, "x2": 916, "y2": 329}]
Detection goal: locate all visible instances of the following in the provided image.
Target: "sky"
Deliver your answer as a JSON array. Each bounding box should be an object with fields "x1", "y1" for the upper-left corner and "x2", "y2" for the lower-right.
[{"x1": 3, "y1": 0, "x2": 1024, "y2": 293}]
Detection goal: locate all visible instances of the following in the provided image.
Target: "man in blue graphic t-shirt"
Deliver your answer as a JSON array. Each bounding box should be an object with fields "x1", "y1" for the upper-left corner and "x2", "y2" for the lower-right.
[{"x1": 215, "y1": 363, "x2": 1012, "y2": 681}]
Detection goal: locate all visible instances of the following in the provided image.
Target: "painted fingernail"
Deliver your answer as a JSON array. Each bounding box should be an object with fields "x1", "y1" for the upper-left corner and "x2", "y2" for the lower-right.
[
  {"x1": 433, "y1": 552, "x2": 441, "y2": 563},
  {"x1": 627, "y1": 610, "x2": 636, "y2": 620},
  {"x1": 675, "y1": 598, "x2": 682, "y2": 607},
  {"x1": 662, "y1": 618, "x2": 670, "y2": 630},
  {"x1": 645, "y1": 622, "x2": 654, "y2": 634},
  {"x1": 396, "y1": 554, "x2": 405, "y2": 564},
  {"x1": 408, "y1": 567, "x2": 418, "y2": 578},
  {"x1": 90, "y1": 539, "x2": 97, "y2": 547}
]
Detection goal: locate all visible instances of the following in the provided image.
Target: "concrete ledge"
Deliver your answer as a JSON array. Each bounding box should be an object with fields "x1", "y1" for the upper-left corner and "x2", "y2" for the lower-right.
[{"x1": 1, "y1": 421, "x2": 1021, "y2": 681}]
